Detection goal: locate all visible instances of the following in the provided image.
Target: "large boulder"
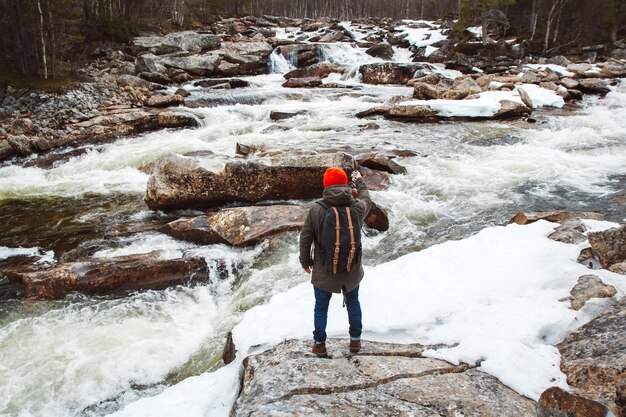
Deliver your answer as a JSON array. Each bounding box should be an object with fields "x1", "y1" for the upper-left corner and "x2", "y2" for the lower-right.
[
  {"x1": 219, "y1": 41, "x2": 273, "y2": 75},
  {"x1": 162, "y1": 205, "x2": 308, "y2": 246},
  {"x1": 359, "y1": 63, "x2": 430, "y2": 84},
  {"x1": 557, "y1": 297, "x2": 626, "y2": 416},
  {"x1": 231, "y1": 339, "x2": 536, "y2": 416},
  {"x1": 284, "y1": 63, "x2": 345, "y2": 79},
  {"x1": 3, "y1": 253, "x2": 210, "y2": 300},
  {"x1": 587, "y1": 226, "x2": 626, "y2": 269},
  {"x1": 144, "y1": 94, "x2": 184, "y2": 108},
  {"x1": 275, "y1": 44, "x2": 322, "y2": 68},
  {"x1": 133, "y1": 31, "x2": 221, "y2": 54},
  {"x1": 158, "y1": 53, "x2": 221, "y2": 77},
  {"x1": 365, "y1": 42, "x2": 394, "y2": 60},
  {"x1": 144, "y1": 152, "x2": 356, "y2": 210},
  {"x1": 577, "y1": 79, "x2": 611, "y2": 96}
]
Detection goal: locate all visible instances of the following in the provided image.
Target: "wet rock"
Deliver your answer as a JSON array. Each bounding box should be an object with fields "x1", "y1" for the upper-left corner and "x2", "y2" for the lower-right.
[
  {"x1": 365, "y1": 203, "x2": 390, "y2": 232},
  {"x1": 359, "y1": 166, "x2": 391, "y2": 191},
  {"x1": 537, "y1": 387, "x2": 614, "y2": 417},
  {"x1": 223, "y1": 331, "x2": 237, "y2": 365},
  {"x1": 144, "y1": 152, "x2": 356, "y2": 210},
  {"x1": 235, "y1": 143, "x2": 258, "y2": 156},
  {"x1": 548, "y1": 219, "x2": 588, "y2": 244},
  {"x1": 494, "y1": 100, "x2": 532, "y2": 119},
  {"x1": 557, "y1": 297, "x2": 626, "y2": 416},
  {"x1": 269, "y1": 110, "x2": 307, "y2": 120},
  {"x1": 508, "y1": 211, "x2": 605, "y2": 225},
  {"x1": 365, "y1": 42, "x2": 394, "y2": 60},
  {"x1": 275, "y1": 44, "x2": 322, "y2": 68},
  {"x1": 116, "y1": 74, "x2": 162, "y2": 90},
  {"x1": 577, "y1": 79, "x2": 611, "y2": 96},
  {"x1": 162, "y1": 205, "x2": 308, "y2": 246},
  {"x1": 175, "y1": 88, "x2": 191, "y2": 97},
  {"x1": 284, "y1": 63, "x2": 345, "y2": 79},
  {"x1": 282, "y1": 77, "x2": 323, "y2": 88},
  {"x1": 587, "y1": 226, "x2": 626, "y2": 269},
  {"x1": 359, "y1": 63, "x2": 430, "y2": 85},
  {"x1": 219, "y1": 41, "x2": 273, "y2": 74},
  {"x1": 193, "y1": 78, "x2": 250, "y2": 88},
  {"x1": 566, "y1": 275, "x2": 617, "y2": 310},
  {"x1": 231, "y1": 339, "x2": 536, "y2": 417},
  {"x1": 3, "y1": 253, "x2": 210, "y2": 300},
  {"x1": 144, "y1": 94, "x2": 184, "y2": 108}
]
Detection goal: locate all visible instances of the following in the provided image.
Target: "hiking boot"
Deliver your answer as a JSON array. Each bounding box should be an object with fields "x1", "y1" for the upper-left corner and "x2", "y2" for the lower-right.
[
  {"x1": 312, "y1": 343, "x2": 328, "y2": 358},
  {"x1": 349, "y1": 339, "x2": 361, "y2": 354}
]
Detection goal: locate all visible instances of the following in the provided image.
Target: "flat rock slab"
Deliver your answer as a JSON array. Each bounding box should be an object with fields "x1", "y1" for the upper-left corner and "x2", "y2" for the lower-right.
[
  {"x1": 509, "y1": 211, "x2": 605, "y2": 225},
  {"x1": 3, "y1": 253, "x2": 210, "y2": 300},
  {"x1": 162, "y1": 205, "x2": 308, "y2": 246},
  {"x1": 144, "y1": 152, "x2": 356, "y2": 210},
  {"x1": 231, "y1": 339, "x2": 536, "y2": 417},
  {"x1": 557, "y1": 297, "x2": 626, "y2": 415}
]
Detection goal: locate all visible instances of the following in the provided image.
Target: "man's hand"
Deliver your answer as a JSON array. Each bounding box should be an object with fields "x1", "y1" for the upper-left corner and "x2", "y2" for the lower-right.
[
  {"x1": 351, "y1": 170, "x2": 362, "y2": 182},
  {"x1": 304, "y1": 266, "x2": 312, "y2": 274}
]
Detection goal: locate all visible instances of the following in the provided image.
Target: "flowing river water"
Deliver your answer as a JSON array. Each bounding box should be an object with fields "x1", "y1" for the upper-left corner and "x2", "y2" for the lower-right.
[{"x1": 1, "y1": 41, "x2": 626, "y2": 416}]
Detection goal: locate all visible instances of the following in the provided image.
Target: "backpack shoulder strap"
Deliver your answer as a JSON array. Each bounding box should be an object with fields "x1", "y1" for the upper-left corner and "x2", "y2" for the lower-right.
[{"x1": 316, "y1": 199, "x2": 330, "y2": 209}]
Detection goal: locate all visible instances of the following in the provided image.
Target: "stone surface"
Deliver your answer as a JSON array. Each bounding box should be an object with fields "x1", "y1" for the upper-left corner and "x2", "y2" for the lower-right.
[
  {"x1": 537, "y1": 387, "x2": 614, "y2": 417},
  {"x1": 231, "y1": 339, "x2": 536, "y2": 417},
  {"x1": 144, "y1": 152, "x2": 356, "y2": 210},
  {"x1": 588, "y1": 226, "x2": 626, "y2": 269},
  {"x1": 158, "y1": 53, "x2": 221, "y2": 76},
  {"x1": 548, "y1": 219, "x2": 588, "y2": 244},
  {"x1": 269, "y1": 110, "x2": 307, "y2": 120},
  {"x1": 567, "y1": 275, "x2": 617, "y2": 310},
  {"x1": 509, "y1": 211, "x2": 605, "y2": 225},
  {"x1": 494, "y1": 100, "x2": 532, "y2": 119},
  {"x1": 557, "y1": 297, "x2": 626, "y2": 416},
  {"x1": 275, "y1": 44, "x2": 322, "y2": 68},
  {"x1": 4, "y1": 253, "x2": 210, "y2": 300},
  {"x1": 282, "y1": 77, "x2": 323, "y2": 88},
  {"x1": 365, "y1": 42, "x2": 394, "y2": 60},
  {"x1": 359, "y1": 63, "x2": 430, "y2": 85},
  {"x1": 577, "y1": 79, "x2": 611, "y2": 95},
  {"x1": 144, "y1": 94, "x2": 184, "y2": 107},
  {"x1": 284, "y1": 62, "x2": 345, "y2": 79},
  {"x1": 609, "y1": 262, "x2": 626, "y2": 274},
  {"x1": 162, "y1": 205, "x2": 308, "y2": 246},
  {"x1": 134, "y1": 31, "x2": 221, "y2": 54}
]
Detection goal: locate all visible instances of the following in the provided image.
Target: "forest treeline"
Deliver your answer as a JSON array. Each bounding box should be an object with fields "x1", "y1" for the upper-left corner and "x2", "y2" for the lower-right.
[{"x1": 0, "y1": 0, "x2": 624, "y2": 80}]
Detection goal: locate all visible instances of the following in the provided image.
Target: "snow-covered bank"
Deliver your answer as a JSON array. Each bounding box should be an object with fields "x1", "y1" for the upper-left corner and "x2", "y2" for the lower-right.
[{"x1": 109, "y1": 219, "x2": 624, "y2": 417}]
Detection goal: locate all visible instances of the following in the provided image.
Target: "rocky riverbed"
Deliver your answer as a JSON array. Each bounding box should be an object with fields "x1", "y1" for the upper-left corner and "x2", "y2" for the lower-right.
[{"x1": 0, "y1": 14, "x2": 625, "y2": 417}]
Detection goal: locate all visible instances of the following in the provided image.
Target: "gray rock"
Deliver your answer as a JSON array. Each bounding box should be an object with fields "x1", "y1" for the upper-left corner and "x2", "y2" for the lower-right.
[
  {"x1": 561, "y1": 77, "x2": 580, "y2": 89},
  {"x1": 547, "y1": 56, "x2": 574, "y2": 67},
  {"x1": 365, "y1": 42, "x2": 394, "y2": 60},
  {"x1": 578, "y1": 79, "x2": 611, "y2": 95},
  {"x1": 548, "y1": 219, "x2": 588, "y2": 244},
  {"x1": 144, "y1": 152, "x2": 356, "y2": 210},
  {"x1": 116, "y1": 74, "x2": 161, "y2": 90},
  {"x1": 359, "y1": 63, "x2": 432, "y2": 85},
  {"x1": 566, "y1": 275, "x2": 617, "y2": 310},
  {"x1": 231, "y1": 339, "x2": 536, "y2": 417},
  {"x1": 282, "y1": 77, "x2": 323, "y2": 88},
  {"x1": 144, "y1": 94, "x2": 184, "y2": 108},
  {"x1": 494, "y1": 100, "x2": 532, "y2": 119},
  {"x1": 134, "y1": 31, "x2": 221, "y2": 54},
  {"x1": 158, "y1": 53, "x2": 221, "y2": 77},
  {"x1": 284, "y1": 63, "x2": 345, "y2": 80},
  {"x1": 587, "y1": 226, "x2": 626, "y2": 269},
  {"x1": 162, "y1": 205, "x2": 308, "y2": 246},
  {"x1": 557, "y1": 297, "x2": 626, "y2": 416}
]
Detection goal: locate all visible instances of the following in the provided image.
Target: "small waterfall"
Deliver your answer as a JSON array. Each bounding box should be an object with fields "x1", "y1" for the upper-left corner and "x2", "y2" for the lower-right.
[{"x1": 269, "y1": 49, "x2": 295, "y2": 74}]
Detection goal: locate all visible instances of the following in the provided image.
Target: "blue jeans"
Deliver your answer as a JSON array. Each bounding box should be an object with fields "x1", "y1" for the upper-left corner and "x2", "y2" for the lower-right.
[{"x1": 313, "y1": 286, "x2": 362, "y2": 344}]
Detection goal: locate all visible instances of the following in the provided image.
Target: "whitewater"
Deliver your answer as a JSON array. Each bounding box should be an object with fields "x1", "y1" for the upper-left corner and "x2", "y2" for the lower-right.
[{"x1": 0, "y1": 23, "x2": 625, "y2": 417}]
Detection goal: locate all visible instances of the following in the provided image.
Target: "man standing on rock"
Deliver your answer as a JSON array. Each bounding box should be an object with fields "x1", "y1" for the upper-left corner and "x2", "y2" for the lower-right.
[{"x1": 299, "y1": 166, "x2": 372, "y2": 358}]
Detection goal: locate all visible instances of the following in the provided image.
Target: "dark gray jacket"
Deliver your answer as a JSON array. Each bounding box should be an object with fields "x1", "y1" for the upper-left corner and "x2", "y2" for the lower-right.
[{"x1": 299, "y1": 179, "x2": 372, "y2": 293}]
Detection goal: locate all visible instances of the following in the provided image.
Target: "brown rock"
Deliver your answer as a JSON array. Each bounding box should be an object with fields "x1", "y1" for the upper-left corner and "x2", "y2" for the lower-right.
[
  {"x1": 284, "y1": 63, "x2": 345, "y2": 79},
  {"x1": 162, "y1": 205, "x2": 308, "y2": 246},
  {"x1": 509, "y1": 211, "x2": 605, "y2": 225},
  {"x1": 561, "y1": 78, "x2": 580, "y2": 89},
  {"x1": 144, "y1": 94, "x2": 184, "y2": 107},
  {"x1": 609, "y1": 262, "x2": 626, "y2": 274},
  {"x1": 10, "y1": 118, "x2": 33, "y2": 135},
  {"x1": 269, "y1": 110, "x2": 307, "y2": 120},
  {"x1": 568, "y1": 275, "x2": 617, "y2": 310},
  {"x1": 144, "y1": 152, "x2": 356, "y2": 210},
  {"x1": 360, "y1": 166, "x2": 391, "y2": 191},
  {"x1": 222, "y1": 331, "x2": 237, "y2": 365},
  {"x1": 282, "y1": 77, "x2": 323, "y2": 88},
  {"x1": 578, "y1": 79, "x2": 611, "y2": 95},
  {"x1": 359, "y1": 63, "x2": 429, "y2": 85},
  {"x1": 537, "y1": 387, "x2": 613, "y2": 417},
  {"x1": 385, "y1": 105, "x2": 438, "y2": 120},
  {"x1": 413, "y1": 82, "x2": 442, "y2": 100},
  {"x1": 588, "y1": 226, "x2": 626, "y2": 269},
  {"x1": 4, "y1": 253, "x2": 210, "y2": 300},
  {"x1": 557, "y1": 297, "x2": 626, "y2": 416},
  {"x1": 494, "y1": 100, "x2": 531, "y2": 119},
  {"x1": 365, "y1": 203, "x2": 390, "y2": 232},
  {"x1": 365, "y1": 42, "x2": 394, "y2": 60},
  {"x1": 548, "y1": 219, "x2": 587, "y2": 244},
  {"x1": 517, "y1": 87, "x2": 534, "y2": 109},
  {"x1": 577, "y1": 247, "x2": 602, "y2": 270}
]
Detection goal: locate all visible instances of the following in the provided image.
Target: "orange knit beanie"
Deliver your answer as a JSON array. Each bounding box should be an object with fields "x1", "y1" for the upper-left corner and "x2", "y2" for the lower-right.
[{"x1": 323, "y1": 167, "x2": 349, "y2": 188}]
